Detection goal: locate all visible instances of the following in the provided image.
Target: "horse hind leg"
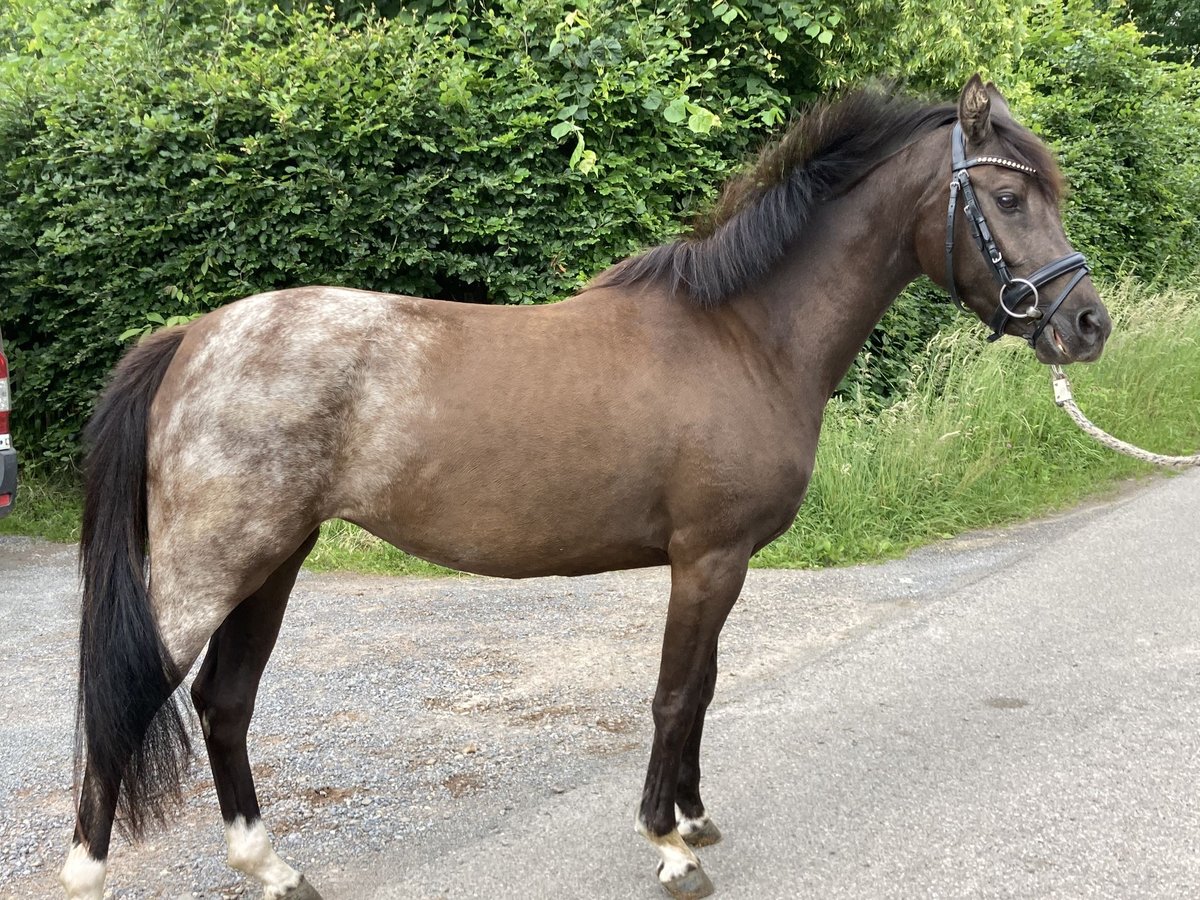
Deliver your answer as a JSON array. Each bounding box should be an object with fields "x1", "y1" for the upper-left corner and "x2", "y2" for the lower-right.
[
  {"x1": 190, "y1": 529, "x2": 324, "y2": 900},
  {"x1": 62, "y1": 699, "x2": 188, "y2": 899},
  {"x1": 60, "y1": 542, "x2": 301, "y2": 900}
]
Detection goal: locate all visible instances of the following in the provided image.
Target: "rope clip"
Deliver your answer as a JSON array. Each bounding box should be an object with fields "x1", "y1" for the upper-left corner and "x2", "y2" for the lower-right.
[{"x1": 1050, "y1": 364, "x2": 1073, "y2": 407}]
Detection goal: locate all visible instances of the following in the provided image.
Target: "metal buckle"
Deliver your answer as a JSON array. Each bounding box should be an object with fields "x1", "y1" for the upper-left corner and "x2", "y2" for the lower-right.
[{"x1": 998, "y1": 278, "x2": 1040, "y2": 319}]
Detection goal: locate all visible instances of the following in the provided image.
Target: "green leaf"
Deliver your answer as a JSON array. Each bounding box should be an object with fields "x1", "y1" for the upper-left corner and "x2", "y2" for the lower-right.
[
  {"x1": 760, "y1": 106, "x2": 785, "y2": 126},
  {"x1": 663, "y1": 97, "x2": 688, "y2": 123},
  {"x1": 687, "y1": 107, "x2": 719, "y2": 134},
  {"x1": 550, "y1": 121, "x2": 574, "y2": 139}
]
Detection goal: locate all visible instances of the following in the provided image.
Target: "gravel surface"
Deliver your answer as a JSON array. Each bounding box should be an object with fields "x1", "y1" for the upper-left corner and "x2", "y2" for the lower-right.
[{"x1": 0, "y1": 476, "x2": 1187, "y2": 899}]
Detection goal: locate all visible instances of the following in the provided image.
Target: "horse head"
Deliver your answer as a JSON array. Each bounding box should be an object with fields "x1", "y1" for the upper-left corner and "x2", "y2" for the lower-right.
[{"x1": 919, "y1": 74, "x2": 1111, "y2": 363}]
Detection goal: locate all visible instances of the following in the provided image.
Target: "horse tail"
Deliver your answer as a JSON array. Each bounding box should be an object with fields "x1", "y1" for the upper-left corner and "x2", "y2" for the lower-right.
[{"x1": 76, "y1": 325, "x2": 192, "y2": 838}]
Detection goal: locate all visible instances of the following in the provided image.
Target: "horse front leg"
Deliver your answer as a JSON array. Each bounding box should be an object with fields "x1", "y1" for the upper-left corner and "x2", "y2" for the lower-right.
[
  {"x1": 636, "y1": 548, "x2": 748, "y2": 899},
  {"x1": 675, "y1": 648, "x2": 723, "y2": 848}
]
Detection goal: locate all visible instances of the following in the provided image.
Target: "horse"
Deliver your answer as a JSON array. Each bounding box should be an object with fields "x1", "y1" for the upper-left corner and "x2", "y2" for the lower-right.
[{"x1": 59, "y1": 75, "x2": 1110, "y2": 900}]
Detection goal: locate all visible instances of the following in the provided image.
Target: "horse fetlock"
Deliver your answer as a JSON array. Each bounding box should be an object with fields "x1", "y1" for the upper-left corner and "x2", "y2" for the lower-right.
[
  {"x1": 676, "y1": 808, "x2": 723, "y2": 848},
  {"x1": 225, "y1": 817, "x2": 302, "y2": 896},
  {"x1": 59, "y1": 843, "x2": 106, "y2": 900}
]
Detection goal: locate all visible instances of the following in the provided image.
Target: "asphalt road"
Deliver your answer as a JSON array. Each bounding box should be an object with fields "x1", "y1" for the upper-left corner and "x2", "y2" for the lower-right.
[{"x1": 3, "y1": 470, "x2": 1198, "y2": 899}]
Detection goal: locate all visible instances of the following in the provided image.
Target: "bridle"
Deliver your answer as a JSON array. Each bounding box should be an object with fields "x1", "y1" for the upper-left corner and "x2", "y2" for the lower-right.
[{"x1": 944, "y1": 122, "x2": 1090, "y2": 346}]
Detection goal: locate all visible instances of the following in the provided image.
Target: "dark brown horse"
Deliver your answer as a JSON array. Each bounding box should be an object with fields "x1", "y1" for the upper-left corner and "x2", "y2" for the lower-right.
[{"x1": 60, "y1": 76, "x2": 1109, "y2": 900}]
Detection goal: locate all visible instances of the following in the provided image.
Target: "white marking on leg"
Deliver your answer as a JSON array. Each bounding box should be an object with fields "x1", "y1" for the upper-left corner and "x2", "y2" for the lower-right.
[
  {"x1": 675, "y1": 803, "x2": 712, "y2": 840},
  {"x1": 636, "y1": 813, "x2": 701, "y2": 885},
  {"x1": 226, "y1": 816, "x2": 302, "y2": 899},
  {"x1": 59, "y1": 843, "x2": 106, "y2": 900}
]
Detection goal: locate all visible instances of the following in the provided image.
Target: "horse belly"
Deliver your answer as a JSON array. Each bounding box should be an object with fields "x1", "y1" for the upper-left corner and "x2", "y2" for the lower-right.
[
  {"x1": 337, "y1": 444, "x2": 673, "y2": 578},
  {"x1": 368, "y1": 524, "x2": 669, "y2": 579},
  {"x1": 347, "y1": 482, "x2": 671, "y2": 578}
]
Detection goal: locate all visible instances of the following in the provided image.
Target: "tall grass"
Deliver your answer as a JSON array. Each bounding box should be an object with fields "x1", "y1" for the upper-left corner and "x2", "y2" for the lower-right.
[
  {"x1": 4, "y1": 278, "x2": 1198, "y2": 573},
  {"x1": 305, "y1": 519, "x2": 456, "y2": 577},
  {"x1": 0, "y1": 473, "x2": 81, "y2": 543},
  {"x1": 757, "y1": 277, "x2": 1200, "y2": 567}
]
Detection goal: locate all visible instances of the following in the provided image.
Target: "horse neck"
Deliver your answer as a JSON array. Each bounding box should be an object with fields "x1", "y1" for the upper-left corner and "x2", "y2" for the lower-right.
[{"x1": 722, "y1": 139, "x2": 942, "y2": 403}]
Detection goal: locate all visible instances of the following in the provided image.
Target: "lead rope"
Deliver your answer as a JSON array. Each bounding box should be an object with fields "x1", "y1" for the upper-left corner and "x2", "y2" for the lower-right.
[{"x1": 1049, "y1": 365, "x2": 1200, "y2": 468}]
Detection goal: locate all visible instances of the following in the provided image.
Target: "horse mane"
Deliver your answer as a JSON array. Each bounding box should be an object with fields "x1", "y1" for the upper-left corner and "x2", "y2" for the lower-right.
[{"x1": 587, "y1": 84, "x2": 1062, "y2": 308}]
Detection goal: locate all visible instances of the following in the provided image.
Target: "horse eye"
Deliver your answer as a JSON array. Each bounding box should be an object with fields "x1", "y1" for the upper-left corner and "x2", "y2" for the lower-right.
[{"x1": 996, "y1": 193, "x2": 1019, "y2": 210}]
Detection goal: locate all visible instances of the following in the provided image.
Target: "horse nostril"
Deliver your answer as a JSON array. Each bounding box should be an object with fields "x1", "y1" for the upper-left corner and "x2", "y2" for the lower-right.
[{"x1": 1077, "y1": 306, "x2": 1103, "y2": 341}]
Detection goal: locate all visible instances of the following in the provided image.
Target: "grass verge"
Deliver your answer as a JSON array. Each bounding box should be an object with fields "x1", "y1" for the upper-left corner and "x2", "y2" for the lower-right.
[
  {"x1": 4, "y1": 277, "x2": 1198, "y2": 574},
  {"x1": 758, "y1": 277, "x2": 1200, "y2": 566},
  {"x1": 304, "y1": 519, "x2": 457, "y2": 577},
  {"x1": 0, "y1": 473, "x2": 82, "y2": 543}
]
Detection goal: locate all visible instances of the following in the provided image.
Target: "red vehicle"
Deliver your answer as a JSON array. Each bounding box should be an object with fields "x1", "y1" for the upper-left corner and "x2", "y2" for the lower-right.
[{"x1": 0, "y1": 325, "x2": 15, "y2": 516}]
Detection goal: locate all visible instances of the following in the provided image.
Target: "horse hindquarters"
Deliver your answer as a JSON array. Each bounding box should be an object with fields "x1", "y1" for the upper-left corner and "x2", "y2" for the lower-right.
[{"x1": 62, "y1": 318, "x2": 326, "y2": 900}]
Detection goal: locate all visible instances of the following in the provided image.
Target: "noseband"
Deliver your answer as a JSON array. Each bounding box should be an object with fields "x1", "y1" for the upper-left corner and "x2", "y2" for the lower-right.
[{"x1": 944, "y1": 122, "x2": 1089, "y2": 346}]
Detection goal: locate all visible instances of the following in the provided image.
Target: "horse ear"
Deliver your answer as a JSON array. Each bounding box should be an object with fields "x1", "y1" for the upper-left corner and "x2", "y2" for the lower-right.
[
  {"x1": 958, "y1": 73, "x2": 992, "y2": 144},
  {"x1": 985, "y1": 81, "x2": 1012, "y2": 119}
]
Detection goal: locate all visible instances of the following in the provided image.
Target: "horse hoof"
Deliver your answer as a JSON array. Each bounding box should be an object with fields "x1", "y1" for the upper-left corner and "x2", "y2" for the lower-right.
[
  {"x1": 658, "y1": 861, "x2": 715, "y2": 899},
  {"x1": 281, "y1": 876, "x2": 325, "y2": 900},
  {"x1": 680, "y1": 818, "x2": 722, "y2": 848}
]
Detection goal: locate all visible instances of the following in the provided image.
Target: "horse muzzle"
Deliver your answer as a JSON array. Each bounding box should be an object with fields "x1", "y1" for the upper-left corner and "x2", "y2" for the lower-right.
[{"x1": 1031, "y1": 297, "x2": 1111, "y2": 364}]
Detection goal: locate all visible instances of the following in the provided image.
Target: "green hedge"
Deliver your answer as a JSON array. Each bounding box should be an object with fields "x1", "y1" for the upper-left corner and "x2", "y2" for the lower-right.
[
  {"x1": 0, "y1": 0, "x2": 1196, "y2": 469},
  {"x1": 1012, "y1": 0, "x2": 1200, "y2": 281}
]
